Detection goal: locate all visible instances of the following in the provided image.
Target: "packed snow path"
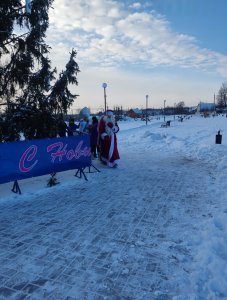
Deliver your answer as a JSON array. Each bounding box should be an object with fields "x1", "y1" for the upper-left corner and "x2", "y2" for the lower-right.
[{"x1": 0, "y1": 131, "x2": 215, "y2": 299}]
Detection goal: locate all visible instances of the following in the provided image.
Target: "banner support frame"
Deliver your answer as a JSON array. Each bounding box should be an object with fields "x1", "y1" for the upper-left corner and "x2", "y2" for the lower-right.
[
  {"x1": 12, "y1": 180, "x2": 22, "y2": 194},
  {"x1": 84, "y1": 164, "x2": 100, "y2": 174},
  {"x1": 75, "y1": 168, "x2": 88, "y2": 181}
]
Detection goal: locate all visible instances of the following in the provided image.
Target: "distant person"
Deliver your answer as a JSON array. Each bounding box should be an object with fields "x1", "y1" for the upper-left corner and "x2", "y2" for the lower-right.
[
  {"x1": 49, "y1": 122, "x2": 58, "y2": 138},
  {"x1": 0, "y1": 117, "x2": 3, "y2": 142},
  {"x1": 89, "y1": 116, "x2": 99, "y2": 158},
  {"x1": 67, "y1": 118, "x2": 78, "y2": 136},
  {"x1": 78, "y1": 115, "x2": 90, "y2": 134},
  {"x1": 98, "y1": 110, "x2": 120, "y2": 167},
  {"x1": 57, "y1": 114, "x2": 68, "y2": 137}
]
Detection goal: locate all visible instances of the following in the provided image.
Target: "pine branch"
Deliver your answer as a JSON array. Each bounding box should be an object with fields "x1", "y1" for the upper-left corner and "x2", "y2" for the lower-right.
[
  {"x1": 2, "y1": 31, "x2": 29, "y2": 47},
  {"x1": 0, "y1": 0, "x2": 80, "y2": 141}
]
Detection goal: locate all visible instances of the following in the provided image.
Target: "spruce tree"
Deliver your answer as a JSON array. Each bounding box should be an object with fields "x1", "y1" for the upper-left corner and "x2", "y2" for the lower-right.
[{"x1": 0, "y1": 0, "x2": 80, "y2": 141}]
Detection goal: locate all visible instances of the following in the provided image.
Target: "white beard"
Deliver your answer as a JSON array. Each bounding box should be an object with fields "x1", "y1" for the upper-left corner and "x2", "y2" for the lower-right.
[{"x1": 103, "y1": 115, "x2": 115, "y2": 136}]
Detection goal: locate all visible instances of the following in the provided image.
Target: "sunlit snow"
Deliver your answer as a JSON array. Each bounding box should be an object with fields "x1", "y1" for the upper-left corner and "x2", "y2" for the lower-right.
[{"x1": 0, "y1": 114, "x2": 227, "y2": 299}]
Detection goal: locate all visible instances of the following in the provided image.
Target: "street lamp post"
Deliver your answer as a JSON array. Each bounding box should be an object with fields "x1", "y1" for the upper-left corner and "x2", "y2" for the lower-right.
[
  {"x1": 102, "y1": 83, "x2": 107, "y2": 114},
  {"x1": 164, "y1": 100, "x2": 166, "y2": 122},
  {"x1": 146, "y1": 94, "x2": 149, "y2": 125},
  {"x1": 224, "y1": 93, "x2": 226, "y2": 110}
]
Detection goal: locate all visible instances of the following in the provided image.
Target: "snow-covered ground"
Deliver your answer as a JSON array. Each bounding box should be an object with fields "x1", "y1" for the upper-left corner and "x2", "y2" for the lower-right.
[{"x1": 1, "y1": 114, "x2": 227, "y2": 299}]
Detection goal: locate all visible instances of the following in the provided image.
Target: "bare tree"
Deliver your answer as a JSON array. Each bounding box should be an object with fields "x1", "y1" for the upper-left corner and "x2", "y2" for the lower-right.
[
  {"x1": 217, "y1": 82, "x2": 227, "y2": 108},
  {"x1": 175, "y1": 101, "x2": 185, "y2": 114}
]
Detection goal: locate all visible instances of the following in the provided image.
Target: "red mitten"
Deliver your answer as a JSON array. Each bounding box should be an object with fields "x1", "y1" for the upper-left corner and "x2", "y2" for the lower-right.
[{"x1": 107, "y1": 122, "x2": 113, "y2": 128}]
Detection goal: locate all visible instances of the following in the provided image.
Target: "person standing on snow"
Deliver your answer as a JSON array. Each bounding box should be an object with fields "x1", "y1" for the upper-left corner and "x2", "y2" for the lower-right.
[
  {"x1": 89, "y1": 116, "x2": 99, "y2": 158},
  {"x1": 98, "y1": 110, "x2": 120, "y2": 167},
  {"x1": 79, "y1": 115, "x2": 90, "y2": 134},
  {"x1": 67, "y1": 118, "x2": 78, "y2": 136},
  {"x1": 57, "y1": 114, "x2": 68, "y2": 137},
  {"x1": 78, "y1": 107, "x2": 91, "y2": 134}
]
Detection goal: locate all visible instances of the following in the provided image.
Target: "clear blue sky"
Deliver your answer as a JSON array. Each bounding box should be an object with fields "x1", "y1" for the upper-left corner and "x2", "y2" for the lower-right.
[
  {"x1": 149, "y1": 0, "x2": 227, "y2": 53},
  {"x1": 47, "y1": 0, "x2": 227, "y2": 111}
]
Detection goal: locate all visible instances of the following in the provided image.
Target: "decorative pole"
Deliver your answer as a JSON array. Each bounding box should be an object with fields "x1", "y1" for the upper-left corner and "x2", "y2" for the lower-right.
[
  {"x1": 164, "y1": 100, "x2": 166, "y2": 122},
  {"x1": 102, "y1": 83, "x2": 107, "y2": 114},
  {"x1": 146, "y1": 94, "x2": 149, "y2": 125}
]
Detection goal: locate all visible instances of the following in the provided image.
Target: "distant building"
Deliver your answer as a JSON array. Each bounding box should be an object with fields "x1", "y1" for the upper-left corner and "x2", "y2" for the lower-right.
[
  {"x1": 216, "y1": 108, "x2": 227, "y2": 114},
  {"x1": 141, "y1": 108, "x2": 162, "y2": 116},
  {"x1": 197, "y1": 102, "x2": 215, "y2": 113},
  {"x1": 188, "y1": 106, "x2": 197, "y2": 114},
  {"x1": 128, "y1": 108, "x2": 142, "y2": 118}
]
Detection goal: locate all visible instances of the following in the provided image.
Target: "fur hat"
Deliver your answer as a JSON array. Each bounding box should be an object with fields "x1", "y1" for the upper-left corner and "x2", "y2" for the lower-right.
[{"x1": 106, "y1": 110, "x2": 114, "y2": 116}]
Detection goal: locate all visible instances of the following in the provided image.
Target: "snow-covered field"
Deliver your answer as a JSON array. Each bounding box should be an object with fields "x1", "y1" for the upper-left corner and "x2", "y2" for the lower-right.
[{"x1": 1, "y1": 114, "x2": 227, "y2": 299}]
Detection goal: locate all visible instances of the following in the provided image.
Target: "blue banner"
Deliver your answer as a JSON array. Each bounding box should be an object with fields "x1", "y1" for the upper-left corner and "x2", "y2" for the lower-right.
[{"x1": 0, "y1": 136, "x2": 91, "y2": 184}]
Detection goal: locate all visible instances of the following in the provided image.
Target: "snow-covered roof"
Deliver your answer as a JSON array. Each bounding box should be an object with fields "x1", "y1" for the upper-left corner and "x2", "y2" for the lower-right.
[
  {"x1": 189, "y1": 106, "x2": 197, "y2": 111},
  {"x1": 131, "y1": 108, "x2": 142, "y2": 114}
]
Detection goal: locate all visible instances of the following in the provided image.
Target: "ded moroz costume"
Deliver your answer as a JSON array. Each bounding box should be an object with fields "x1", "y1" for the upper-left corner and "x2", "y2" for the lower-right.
[{"x1": 98, "y1": 110, "x2": 120, "y2": 167}]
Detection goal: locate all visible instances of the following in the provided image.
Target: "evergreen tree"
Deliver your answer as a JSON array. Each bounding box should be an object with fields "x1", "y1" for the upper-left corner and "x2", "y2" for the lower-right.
[{"x1": 0, "y1": 0, "x2": 80, "y2": 141}]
